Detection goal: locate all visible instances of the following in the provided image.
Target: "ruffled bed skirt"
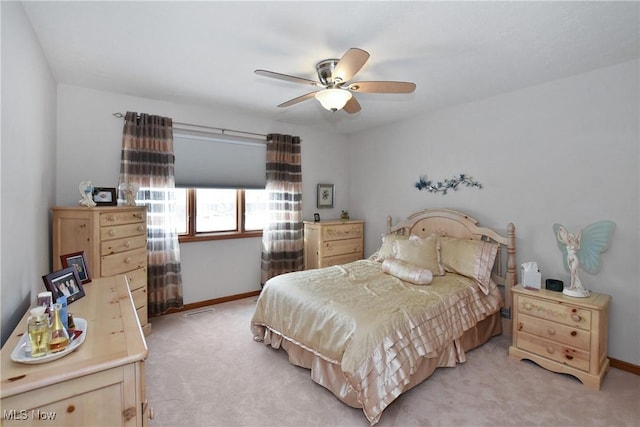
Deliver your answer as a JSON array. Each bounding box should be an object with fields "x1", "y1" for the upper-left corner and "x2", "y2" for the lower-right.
[{"x1": 255, "y1": 311, "x2": 502, "y2": 425}]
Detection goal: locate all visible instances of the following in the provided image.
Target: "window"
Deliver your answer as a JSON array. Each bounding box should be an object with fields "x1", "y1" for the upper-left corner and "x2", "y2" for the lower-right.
[{"x1": 175, "y1": 188, "x2": 267, "y2": 242}]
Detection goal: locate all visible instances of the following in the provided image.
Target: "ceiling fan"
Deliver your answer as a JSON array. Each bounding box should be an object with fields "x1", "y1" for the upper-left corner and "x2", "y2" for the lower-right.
[{"x1": 255, "y1": 48, "x2": 416, "y2": 114}]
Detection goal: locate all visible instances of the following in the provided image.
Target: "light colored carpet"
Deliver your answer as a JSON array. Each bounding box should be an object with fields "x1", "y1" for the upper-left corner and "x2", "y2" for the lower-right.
[{"x1": 145, "y1": 297, "x2": 639, "y2": 427}]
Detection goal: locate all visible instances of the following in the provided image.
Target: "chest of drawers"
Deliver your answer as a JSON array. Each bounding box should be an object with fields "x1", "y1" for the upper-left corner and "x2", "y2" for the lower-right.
[
  {"x1": 508, "y1": 284, "x2": 611, "y2": 389},
  {"x1": 52, "y1": 206, "x2": 150, "y2": 335},
  {"x1": 303, "y1": 220, "x2": 364, "y2": 269}
]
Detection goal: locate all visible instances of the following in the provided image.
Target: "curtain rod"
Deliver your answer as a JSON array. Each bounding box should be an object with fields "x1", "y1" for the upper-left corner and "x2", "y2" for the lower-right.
[{"x1": 112, "y1": 112, "x2": 267, "y2": 139}]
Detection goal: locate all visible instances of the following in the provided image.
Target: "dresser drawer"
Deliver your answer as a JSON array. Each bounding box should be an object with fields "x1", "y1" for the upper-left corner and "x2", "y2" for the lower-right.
[
  {"x1": 100, "y1": 210, "x2": 145, "y2": 226},
  {"x1": 517, "y1": 295, "x2": 591, "y2": 331},
  {"x1": 100, "y1": 234, "x2": 146, "y2": 256},
  {"x1": 322, "y1": 238, "x2": 362, "y2": 257},
  {"x1": 322, "y1": 223, "x2": 363, "y2": 241},
  {"x1": 137, "y1": 306, "x2": 148, "y2": 328},
  {"x1": 131, "y1": 286, "x2": 147, "y2": 310},
  {"x1": 516, "y1": 332, "x2": 590, "y2": 372},
  {"x1": 124, "y1": 267, "x2": 147, "y2": 292},
  {"x1": 101, "y1": 247, "x2": 147, "y2": 277},
  {"x1": 516, "y1": 313, "x2": 590, "y2": 351},
  {"x1": 1, "y1": 367, "x2": 128, "y2": 427},
  {"x1": 320, "y1": 253, "x2": 362, "y2": 268},
  {"x1": 101, "y1": 222, "x2": 146, "y2": 241}
]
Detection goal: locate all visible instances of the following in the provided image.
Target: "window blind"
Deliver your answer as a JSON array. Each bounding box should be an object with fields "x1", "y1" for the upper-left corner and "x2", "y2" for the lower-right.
[{"x1": 173, "y1": 129, "x2": 266, "y2": 189}]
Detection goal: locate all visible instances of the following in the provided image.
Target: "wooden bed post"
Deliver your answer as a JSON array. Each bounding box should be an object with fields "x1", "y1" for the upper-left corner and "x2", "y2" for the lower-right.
[{"x1": 504, "y1": 222, "x2": 517, "y2": 336}]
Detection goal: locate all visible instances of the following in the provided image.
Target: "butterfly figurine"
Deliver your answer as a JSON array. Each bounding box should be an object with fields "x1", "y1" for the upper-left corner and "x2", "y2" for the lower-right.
[{"x1": 553, "y1": 221, "x2": 615, "y2": 297}]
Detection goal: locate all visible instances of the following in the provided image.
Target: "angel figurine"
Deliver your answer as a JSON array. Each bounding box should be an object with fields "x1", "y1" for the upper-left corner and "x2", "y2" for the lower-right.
[
  {"x1": 119, "y1": 182, "x2": 139, "y2": 206},
  {"x1": 553, "y1": 221, "x2": 615, "y2": 298},
  {"x1": 78, "y1": 181, "x2": 96, "y2": 207}
]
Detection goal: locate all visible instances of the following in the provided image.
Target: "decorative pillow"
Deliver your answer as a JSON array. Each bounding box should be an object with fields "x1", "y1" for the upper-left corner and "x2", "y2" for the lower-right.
[
  {"x1": 439, "y1": 236, "x2": 499, "y2": 293},
  {"x1": 370, "y1": 233, "x2": 409, "y2": 262},
  {"x1": 392, "y1": 234, "x2": 444, "y2": 276},
  {"x1": 382, "y1": 258, "x2": 433, "y2": 285}
]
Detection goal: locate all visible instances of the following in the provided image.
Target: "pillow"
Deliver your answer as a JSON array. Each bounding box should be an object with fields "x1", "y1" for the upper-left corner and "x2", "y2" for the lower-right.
[
  {"x1": 392, "y1": 234, "x2": 444, "y2": 275},
  {"x1": 382, "y1": 258, "x2": 433, "y2": 285},
  {"x1": 370, "y1": 233, "x2": 409, "y2": 262},
  {"x1": 439, "y1": 236, "x2": 499, "y2": 293}
]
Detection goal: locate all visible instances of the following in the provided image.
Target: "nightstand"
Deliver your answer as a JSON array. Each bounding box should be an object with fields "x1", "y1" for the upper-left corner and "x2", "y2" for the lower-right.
[{"x1": 508, "y1": 284, "x2": 611, "y2": 390}]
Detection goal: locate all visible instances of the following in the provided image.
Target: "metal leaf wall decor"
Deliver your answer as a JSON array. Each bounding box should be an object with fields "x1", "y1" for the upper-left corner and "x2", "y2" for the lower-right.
[{"x1": 415, "y1": 174, "x2": 482, "y2": 195}]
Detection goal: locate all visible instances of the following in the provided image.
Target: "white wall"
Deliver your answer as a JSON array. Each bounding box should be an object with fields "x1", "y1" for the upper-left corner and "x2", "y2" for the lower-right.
[
  {"x1": 1, "y1": 2, "x2": 58, "y2": 345},
  {"x1": 348, "y1": 60, "x2": 640, "y2": 365},
  {"x1": 56, "y1": 85, "x2": 350, "y2": 303}
]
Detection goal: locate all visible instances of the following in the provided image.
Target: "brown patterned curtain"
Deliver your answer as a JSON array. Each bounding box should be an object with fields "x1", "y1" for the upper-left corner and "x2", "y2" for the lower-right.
[
  {"x1": 260, "y1": 134, "x2": 303, "y2": 284},
  {"x1": 119, "y1": 111, "x2": 184, "y2": 315}
]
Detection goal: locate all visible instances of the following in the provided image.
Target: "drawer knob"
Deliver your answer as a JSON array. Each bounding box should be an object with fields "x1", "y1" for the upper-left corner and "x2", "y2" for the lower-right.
[
  {"x1": 571, "y1": 331, "x2": 578, "y2": 337},
  {"x1": 565, "y1": 354, "x2": 574, "y2": 360},
  {"x1": 134, "y1": 213, "x2": 142, "y2": 219},
  {"x1": 571, "y1": 313, "x2": 582, "y2": 322},
  {"x1": 546, "y1": 327, "x2": 556, "y2": 336},
  {"x1": 67, "y1": 405, "x2": 75, "y2": 413},
  {"x1": 523, "y1": 302, "x2": 533, "y2": 311},
  {"x1": 125, "y1": 257, "x2": 132, "y2": 264},
  {"x1": 124, "y1": 240, "x2": 131, "y2": 248},
  {"x1": 109, "y1": 229, "x2": 116, "y2": 236},
  {"x1": 137, "y1": 225, "x2": 145, "y2": 232},
  {"x1": 546, "y1": 346, "x2": 555, "y2": 354}
]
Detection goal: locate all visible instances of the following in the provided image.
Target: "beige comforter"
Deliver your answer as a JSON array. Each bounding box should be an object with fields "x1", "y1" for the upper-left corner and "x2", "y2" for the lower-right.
[{"x1": 251, "y1": 259, "x2": 502, "y2": 424}]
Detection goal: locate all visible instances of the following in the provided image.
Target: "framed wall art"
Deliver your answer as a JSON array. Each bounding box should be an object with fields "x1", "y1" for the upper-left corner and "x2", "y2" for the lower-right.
[
  {"x1": 42, "y1": 267, "x2": 85, "y2": 304},
  {"x1": 60, "y1": 251, "x2": 92, "y2": 284},
  {"x1": 92, "y1": 187, "x2": 117, "y2": 206},
  {"x1": 317, "y1": 184, "x2": 334, "y2": 209}
]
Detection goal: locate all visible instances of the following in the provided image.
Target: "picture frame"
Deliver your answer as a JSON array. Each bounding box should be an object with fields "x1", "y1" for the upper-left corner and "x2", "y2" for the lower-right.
[
  {"x1": 314, "y1": 213, "x2": 321, "y2": 222},
  {"x1": 42, "y1": 267, "x2": 85, "y2": 304},
  {"x1": 60, "y1": 251, "x2": 92, "y2": 284},
  {"x1": 92, "y1": 187, "x2": 117, "y2": 206},
  {"x1": 317, "y1": 184, "x2": 334, "y2": 209}
]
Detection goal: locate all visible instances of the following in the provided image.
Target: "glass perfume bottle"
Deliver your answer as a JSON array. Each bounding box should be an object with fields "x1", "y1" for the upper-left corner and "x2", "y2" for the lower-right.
[
  {"x1": 28, "y1": 306, "x2": 50, "y2": 358},
  {"x1": 48, "y1": 303, "x2": 70, "y2": 353}
]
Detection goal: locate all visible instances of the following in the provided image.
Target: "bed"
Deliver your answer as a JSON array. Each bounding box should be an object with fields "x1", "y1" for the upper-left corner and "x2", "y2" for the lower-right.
[{"x1": 251, "y1": 208, "x2": 517, "y2": 425}]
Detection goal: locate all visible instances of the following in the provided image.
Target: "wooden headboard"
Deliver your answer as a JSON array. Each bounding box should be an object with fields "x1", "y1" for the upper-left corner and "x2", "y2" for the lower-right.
[{"x1": 386, "y1": 208, "x2": 517, "y2": 335}]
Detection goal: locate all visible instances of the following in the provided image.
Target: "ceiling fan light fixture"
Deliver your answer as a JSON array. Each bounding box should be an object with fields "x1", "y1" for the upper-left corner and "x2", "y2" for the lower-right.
[{"x1": 315, "y1": 89, "x2": 352, "y2": 111}]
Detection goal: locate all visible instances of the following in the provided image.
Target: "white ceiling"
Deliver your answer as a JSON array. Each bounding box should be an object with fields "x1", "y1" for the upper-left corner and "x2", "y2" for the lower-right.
[{"x1": 21, "y1": 1, "x2": 640, "y2": 136}]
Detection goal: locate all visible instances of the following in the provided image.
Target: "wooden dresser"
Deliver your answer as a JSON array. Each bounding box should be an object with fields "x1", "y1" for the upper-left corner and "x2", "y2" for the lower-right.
[
  {"x1": 1, "y1": 275, "x2": 152, "y2": 426},
  {"x1": 52, "y1": 206, "x2": 150, "y2": 335},
  {"x1": 508, "y1": 284, "x2": 611, "y2": 390},
  {"x1": 303, "y1": 220, "x2": 364, "y2": 269}
]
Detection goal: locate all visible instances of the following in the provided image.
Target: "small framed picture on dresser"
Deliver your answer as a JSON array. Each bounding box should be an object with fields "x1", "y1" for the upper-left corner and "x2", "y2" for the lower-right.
[
  {"x1": 61, "y1": 251, "x2": 92, "y2": 284},
  {"x1": 92, "y1": 187, "x2": 117, "y2": 206},
  {"x1": 42, "y1": 267, "x2": 85, "y2": 304}
]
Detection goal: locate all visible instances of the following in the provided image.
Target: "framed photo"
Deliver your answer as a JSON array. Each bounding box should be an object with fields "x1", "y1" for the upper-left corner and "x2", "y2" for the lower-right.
[
  {"x1": 92, "y1": 187, "x2": 117, "y2": 206},
  {"x1": 60, "y1": 251, "x2": 91, "y2": 284},
  {"x1": 42, "y1": 267, "x2": 85, "y2": 304},
  {"x1": 317, "y1": 184, "x2": 334, "y2": 209},
  {"x1": 314, "y1": 213, "x2": 321, "y2": 222}
]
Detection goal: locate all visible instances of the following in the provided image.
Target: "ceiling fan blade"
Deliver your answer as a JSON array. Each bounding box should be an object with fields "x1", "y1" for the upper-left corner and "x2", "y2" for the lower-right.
[
  {"x1": 277, "y1": 92, "x2": 318, "y2": 108},
  {"x1": 255, "y1": 69, "x2": 320, "y2": 87},
  {"x1": 343, "y1": 96, "x2": 361, "y2": 114},
  {"x1": 348, "y1": 81, "x2": 416, "y2": 94},
  {"x1": 333, "y1": 48, "x2": 370, "y2": 83}
]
